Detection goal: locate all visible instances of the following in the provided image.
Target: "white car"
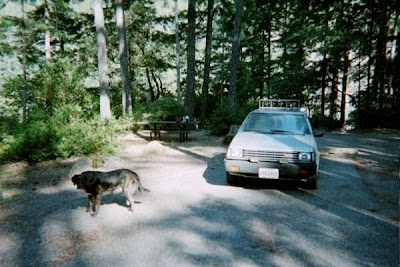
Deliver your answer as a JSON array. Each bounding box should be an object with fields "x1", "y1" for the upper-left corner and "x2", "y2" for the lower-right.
[{"x1": 224, "y1": 99, "x2": 322, "y2": 189}]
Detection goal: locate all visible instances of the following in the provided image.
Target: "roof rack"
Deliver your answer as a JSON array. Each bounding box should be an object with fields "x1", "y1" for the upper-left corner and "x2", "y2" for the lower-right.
[{"x1": 259, "y1": 99, "x2": 301, "y2": 110}]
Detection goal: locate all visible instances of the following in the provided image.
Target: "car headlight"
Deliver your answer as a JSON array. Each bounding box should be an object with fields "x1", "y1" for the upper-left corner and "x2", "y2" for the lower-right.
[
  {"x1": 228, "y1": 148, "x2": 243, "y2": 159},
  {"x1": 298, "y1": 152, "x2": 313, "y2": 161}
]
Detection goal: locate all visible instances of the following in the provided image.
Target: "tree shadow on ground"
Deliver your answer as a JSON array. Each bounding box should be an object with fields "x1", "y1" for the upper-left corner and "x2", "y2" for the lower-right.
[
  {"x1": 0, "y1": 189, "x2": 89, "y2": 266},
  {"x1": 112, "y1": 189, "x2": 399, "y2": 267},
  {"x1": 170, "y1": 146, "x2": 399, "y2": 266},
  {"x1": 1, "y1": 132, "x2": 398, "y2": 266},
  {"x1": 0, "y1": 159, "x2": 92, "y2": 266},
  {"x1": 0, "y1": 156, "x2": 152, "y2": 266},
  {"x1": 318, "y1": 131, "x2": 400, "y2": 173}
]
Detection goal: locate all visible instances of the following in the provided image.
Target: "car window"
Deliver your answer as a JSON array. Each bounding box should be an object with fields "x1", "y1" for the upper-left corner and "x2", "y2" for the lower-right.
[{"x1": 241, "y1": 113, "x2": 311, "y2": 135}]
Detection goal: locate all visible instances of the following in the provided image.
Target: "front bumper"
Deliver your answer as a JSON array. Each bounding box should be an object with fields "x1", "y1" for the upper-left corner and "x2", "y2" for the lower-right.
[{"x1": 224, "y1": 158, "x2": 317, "y2": 180}]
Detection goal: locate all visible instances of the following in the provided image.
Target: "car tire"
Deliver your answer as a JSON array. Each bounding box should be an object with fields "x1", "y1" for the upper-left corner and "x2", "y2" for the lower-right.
[
  {"x1": 305, "y1": 176, "x2": 317, "y2": 190},
  {"x1": 226, "y1": 172, "x2": 238, "y2": 185}
]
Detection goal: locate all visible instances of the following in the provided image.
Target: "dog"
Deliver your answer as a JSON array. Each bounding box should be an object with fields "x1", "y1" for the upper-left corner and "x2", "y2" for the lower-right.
[{"x1": 71, "y1": 169, "x2": 150, "y2": 216}]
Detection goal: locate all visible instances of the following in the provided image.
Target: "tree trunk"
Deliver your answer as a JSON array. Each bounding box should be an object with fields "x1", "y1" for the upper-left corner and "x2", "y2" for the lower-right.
[
  {"x1": 320, "y1": 2, "x2": 329, "y2": 117},
  {"x1": 259, "y1": 36, "x2": 265, "y2": 99},
  {"x1": 219, "y1": 33, "x2": 226, "y2": 105},
  {"x1": 255, "y1": 20, "x2": 266, "y2": 99},
  {"x1": 388, "y1": 12, "x2": 398, "y2": 95},
  {"x1": 94, "y1": 0, "x2": 112, "y2": 121},
  {"x1": 365, "y1": 13, "x2": 374, "y2": 111},
  {"x1": 372, "y1": 0, "x2": 389, "y2": 110},
  {"x1": 200, "y1": 0, "x2": 214, "y2": 121},
  {"x1": 174, "y1": 0, "x2": 181, "y2": 105},
  {"x1": 392, "y1": 14, "x2": 400, "y2": 107},
  {"x1": 321, "y1": 55, "x2": 328, "y2": 117},
  {"x1": 357, "y1": 55, "x2": 362, "y2": 124},
  {"x1": 330, "y1": 68, "x2": 338, "y2": 120},
  {"x1": 281, "y1": 2, "x2": 289, "y2": 74},
  {"x1": 44, "y1": 0, "x2": 51, "y2": 61},
  {"x1": 146, "y1": 67, "x2": 155, "y2": 101},
  {"x1": 158, "y1": 76, "x2": 165, "y2": 97},
  {"x1": 228, "y1": 0, "x2": 244, "y2": 107},
  {"x1": 185, "y1": 0, "x2": 196, "y2": 117},
  {"x1": 151, "y1": 70, "x2": 160, "y2": 100},
  {"x1": 340, "y1": 52, "x2": 350, "y2": 125},
  {"x1": 21, "y1": 0, "x2": 28, "y2": 122},
  {"x1": 116, "y1": 0, "x2": 132, "y2": 116},
  {"x1": 266, "y1": 26, "x2": 271, "y2": 99},
  {"x1": 366, "y1": 56, "x2": 373, "y2": 111}
]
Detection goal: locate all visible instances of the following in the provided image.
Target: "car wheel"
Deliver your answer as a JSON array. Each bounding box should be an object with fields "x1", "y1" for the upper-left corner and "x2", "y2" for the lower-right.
[
  {"x1": 226, "y1": 172, "x2": 238, "y2": 185},
  {"x1": 305, "y1": 176, "x2": 317, "y2": 189}
]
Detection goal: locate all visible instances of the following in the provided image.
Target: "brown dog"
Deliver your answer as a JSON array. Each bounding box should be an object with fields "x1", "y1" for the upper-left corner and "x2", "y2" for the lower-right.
[{"x1": 71, "y1": 169, "x2": 149, "y2": 216}]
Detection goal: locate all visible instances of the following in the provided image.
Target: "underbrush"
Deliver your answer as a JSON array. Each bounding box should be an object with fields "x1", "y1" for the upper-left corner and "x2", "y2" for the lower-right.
[
  {"x1": 0, "y1": 106, "x2": 128, "y2": 163},
  {"x1": 132, "y1": 97, "x2": 186, "y2": 122},
  {"x1": 206, "y1": 104, "x2": 249, "y2": 136},
  {"x1": 0, "y1": 97, "x2": 187, "y2": 163},
  {"x1": 310, "y1": 114, "x2": 342, "y2": 130}
]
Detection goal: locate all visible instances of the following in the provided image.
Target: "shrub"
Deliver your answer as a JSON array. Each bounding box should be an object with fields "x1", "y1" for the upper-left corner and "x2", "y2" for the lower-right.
[
  {"x1": 349, "y1": 109, "x2": 400, "y2": 129},
  {"x1": 0, "y1": 120, "x2": 58, "y2": 162},
  {"x1": 207, "y1": 104, "x2": 248, "y2": 136},
  {"x1": 0, "y1": 106, "x2": 118, "y2": 163},
  {"x1": 310, "y1": 114, "x2": 342, "y2": 130},
  {"x1": 147, "y1": 97, "x2": 186, "y2": 121},
  {"x1": 53, "y1": 119, "x2": 111, "y2": 158},
  {"x1": 50, "y1": 106, "x2": 117, "y2": 159},
  {"x1": 0, "y1": 115, "x2": 20, "y2": 140},
  {"x1": 0, "y1": 135, "x2": 25, "y2": 162}
]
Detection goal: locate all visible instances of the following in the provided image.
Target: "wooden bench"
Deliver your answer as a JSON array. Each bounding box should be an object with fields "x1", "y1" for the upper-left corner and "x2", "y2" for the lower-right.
[{"x1": 148, "y1": 121, "x2": 198, "y2": 142}]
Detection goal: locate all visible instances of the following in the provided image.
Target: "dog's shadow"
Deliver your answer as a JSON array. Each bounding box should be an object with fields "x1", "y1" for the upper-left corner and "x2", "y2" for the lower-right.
[{"x1": 101, "y1": 193, "x2": 142, "y2": 207}]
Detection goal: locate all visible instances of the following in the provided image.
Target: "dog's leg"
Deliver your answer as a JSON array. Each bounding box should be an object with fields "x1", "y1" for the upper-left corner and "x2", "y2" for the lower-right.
[
  {"x1": 124, "y1": 189, "x2": 135, "y2": 212},
  {"x1": 92, "y1": 194, "x2": 102, "y2": 217},
  {"x1": 87, "y1": 195, "x2": 94, "y2": 213}
]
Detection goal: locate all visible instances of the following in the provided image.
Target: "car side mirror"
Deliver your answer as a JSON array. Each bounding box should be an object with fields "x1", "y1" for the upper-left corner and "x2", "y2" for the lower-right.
[{"x1": 313, "y1": 130, "x2": 324, "y2": 137}]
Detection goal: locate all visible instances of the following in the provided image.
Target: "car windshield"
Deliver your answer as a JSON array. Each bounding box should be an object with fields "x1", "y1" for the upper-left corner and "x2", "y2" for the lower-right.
[{"x1": 240, "y1": 112, "x2": 311, "y2": 135}]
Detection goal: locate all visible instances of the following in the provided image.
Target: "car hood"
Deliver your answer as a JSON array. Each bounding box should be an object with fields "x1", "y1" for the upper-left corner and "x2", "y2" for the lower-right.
[{"x1": 230, "y1": 131, "x2": 316, "y2": 152}]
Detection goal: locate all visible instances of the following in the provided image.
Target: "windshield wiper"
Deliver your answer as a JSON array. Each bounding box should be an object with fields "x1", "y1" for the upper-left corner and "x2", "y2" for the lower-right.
[
  {"x1": 244, "y1": 129, "x2": 296, "y2": 135},
  {"x1": 243, "y1": 129, "x2": 271, "y2": 134},
  {"x1": 270, "y1": 129, "x2": 295, "y2": 134}
]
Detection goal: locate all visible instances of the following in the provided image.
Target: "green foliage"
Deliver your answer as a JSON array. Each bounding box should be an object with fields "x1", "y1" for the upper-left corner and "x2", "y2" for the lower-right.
[
  {"x1": 0, "y1": 0, "x2": 398, "y2": 165},
  {"x1": 310, "y1": 114, "x2": 342, "y2": 130},
  {"x1": 0, "y1": 56, "x2": 120, "y2": 163},
  {"x1": 206, "y1": 103, "x2": 249, "y2": 136},
  {"x1": 348, "y1": 109, "x2": 400, "y2": 129},
  {"x1": 1, "y1": 58, "x2": 96, "y2": 118},
  {"x1": 0, "y1": 105, "x2": 118, "y2": 163},
  {"x1": 0, "y1": 115, "x2": 19, "y2": 139},
  {"x1": 30, "y1": 60, "x2": 95, "y2": 115},
  {"x1": 146, "y1": 97, "x2": 186, "y2": 121},
  {"x1": 0, "y1": 119, "x2": 57, "y2": 162}
]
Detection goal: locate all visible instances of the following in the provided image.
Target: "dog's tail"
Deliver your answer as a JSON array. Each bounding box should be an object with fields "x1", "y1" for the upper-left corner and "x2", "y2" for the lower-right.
[
  {"x1": 130, "y1": 170, "x2": 150, "y2": 192},
  {"x1": 138, "y1": 182, "x2": 150, "y2": 193}
]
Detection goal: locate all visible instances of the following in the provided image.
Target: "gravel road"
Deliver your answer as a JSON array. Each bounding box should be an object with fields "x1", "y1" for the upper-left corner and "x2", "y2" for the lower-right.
[{"x1": 0, "y1": 129, "x2": 398, "y2": 266}]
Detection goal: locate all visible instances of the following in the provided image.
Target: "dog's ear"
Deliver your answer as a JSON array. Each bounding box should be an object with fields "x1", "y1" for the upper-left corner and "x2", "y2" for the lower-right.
[{"x1": 71, "y1": 174, "x2": 79, "y2": 186}]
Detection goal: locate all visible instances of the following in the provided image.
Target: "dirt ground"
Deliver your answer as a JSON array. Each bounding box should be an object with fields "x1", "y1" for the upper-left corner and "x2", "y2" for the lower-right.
[
  {"x1": 0, "y1": 130, "x2": 227, "y2": 266},
  {"x1": 0, "y1": 129, "x2": 398, "y2": 266},
  {"x1": 317, "y1": 129, "x2": 399, "y2": 222}
]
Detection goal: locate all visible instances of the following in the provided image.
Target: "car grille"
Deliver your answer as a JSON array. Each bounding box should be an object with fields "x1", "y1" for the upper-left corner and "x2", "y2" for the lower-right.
[{"x1": 243, "y1": 150, "x2": 298, "y2": 163}]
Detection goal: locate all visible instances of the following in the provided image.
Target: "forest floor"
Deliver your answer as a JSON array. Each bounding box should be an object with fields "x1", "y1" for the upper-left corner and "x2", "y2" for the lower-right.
[{"x1": 0, "y1": 128, "x2": 398, "y2": 266}]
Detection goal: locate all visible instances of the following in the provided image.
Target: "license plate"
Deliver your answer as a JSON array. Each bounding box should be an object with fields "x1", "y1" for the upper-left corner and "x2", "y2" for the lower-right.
[{"x1": 259, "y1": 168, "x2": 279, "y2": 179}]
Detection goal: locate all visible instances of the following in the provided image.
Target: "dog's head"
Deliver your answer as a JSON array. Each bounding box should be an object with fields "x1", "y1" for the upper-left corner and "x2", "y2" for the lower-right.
[{"x1": 71, "y1": 173, "x2": 84, "y2": 189}]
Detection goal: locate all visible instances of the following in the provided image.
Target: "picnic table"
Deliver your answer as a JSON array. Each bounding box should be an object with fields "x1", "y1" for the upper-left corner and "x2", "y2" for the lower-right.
[{"x1": 137, "y1": 120, "x2": 199, "y2": 142}]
